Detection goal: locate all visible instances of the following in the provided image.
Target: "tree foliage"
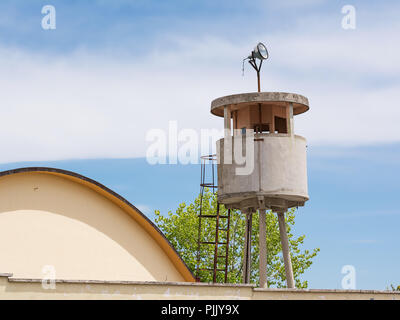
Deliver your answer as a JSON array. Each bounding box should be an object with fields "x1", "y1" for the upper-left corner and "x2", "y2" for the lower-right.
[
  {"x1": 155, "y1": 190, "x2": 319, "y2": 288},
  {"x1": 390, "y1": 284, "x2": 400, "y2": 291}
]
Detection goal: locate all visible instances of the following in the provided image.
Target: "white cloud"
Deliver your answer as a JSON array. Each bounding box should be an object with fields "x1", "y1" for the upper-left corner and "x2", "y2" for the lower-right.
[
  {"x1": 0, "y1": 12, "x2": 399, "y2": 164},
  {"x1": 268, "y1": 0, "x2": 327, "y2": 8},
  {"x1": 135, "y1": 204, "x2": 152, "y2": 216}
]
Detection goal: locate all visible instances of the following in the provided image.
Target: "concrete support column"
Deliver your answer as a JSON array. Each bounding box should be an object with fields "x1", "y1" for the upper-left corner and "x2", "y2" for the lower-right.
[
  {"x1": 277, "y1": 212, "x2": 295, "y2": 288},
  {"x1": 286, "y1": 102, "x2": 294, "y2": 135},
  {"x1": 242, "y1": 211, "x2": 252, "y2": 283},
  {"x1": 258, "y1": 209, "x2": 267, "y2": 288},
  {"x1": 224, "y1": 106, "x2": 231, "y2": 138}
]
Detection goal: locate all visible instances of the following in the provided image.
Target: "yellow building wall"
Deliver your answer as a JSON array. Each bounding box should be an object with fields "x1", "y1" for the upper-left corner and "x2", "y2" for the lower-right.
[
  {"x1": 0, "y1": 171, "x2": 188, "y2": 282},
  {"x1": 0, "y1": 275, "x2": 399, "y2": 300}
]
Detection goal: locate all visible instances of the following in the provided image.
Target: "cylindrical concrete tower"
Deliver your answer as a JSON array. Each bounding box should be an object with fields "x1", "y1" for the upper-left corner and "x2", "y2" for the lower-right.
[{"x1": 211, "y1": 91, "x2": 310, "y2": 288}]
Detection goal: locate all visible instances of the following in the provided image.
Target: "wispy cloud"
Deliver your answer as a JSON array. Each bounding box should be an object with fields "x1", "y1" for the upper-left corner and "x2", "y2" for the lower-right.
[
  {"x1": 0, "y1": 2, "x2": 399, "y2": 163},
  {"x1": 135, "y1": 204, "x2": 152, "y2": 216}
]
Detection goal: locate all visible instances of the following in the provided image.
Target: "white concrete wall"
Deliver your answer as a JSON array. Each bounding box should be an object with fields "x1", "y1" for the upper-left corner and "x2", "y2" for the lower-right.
[{"x1": 217, "y1": 134, "x2": 308, "y2": 209}]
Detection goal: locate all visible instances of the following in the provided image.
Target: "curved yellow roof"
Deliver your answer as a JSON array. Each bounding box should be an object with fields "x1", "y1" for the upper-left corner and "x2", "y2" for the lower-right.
[{"x1": 0, "y1": 167, "x2": 195, "y2": 282}]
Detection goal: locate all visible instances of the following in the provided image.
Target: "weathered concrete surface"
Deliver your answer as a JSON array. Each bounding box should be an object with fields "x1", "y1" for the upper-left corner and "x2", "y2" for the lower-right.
[
  {"x1": 217, "y1": 134, "x2": 308, "y2": 211},
  {"x1": 277, "y1": 212, "x2": 295, "y2": 288},
  {"x1": 0, "y1": 274, "x2": 398, "y2": 300},
  {"x1": 211, "y1": 92, "x2": 309, "y2": 117},
  {"x1": 258, "y1": 210, "x2": 267, "y2": 288}
]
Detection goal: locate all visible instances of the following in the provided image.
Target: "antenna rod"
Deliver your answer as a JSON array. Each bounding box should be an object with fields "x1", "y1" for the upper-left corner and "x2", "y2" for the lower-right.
[
  {"x1": 244, "y1": 42, "x2": 268, "y2": 92},
  {"x1": 248, "y1": 54, "x2": 263, "y2": 92}
]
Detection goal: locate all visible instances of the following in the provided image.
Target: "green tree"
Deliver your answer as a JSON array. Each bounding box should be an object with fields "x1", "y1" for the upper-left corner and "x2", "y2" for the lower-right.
[
  {"x1": 155, "y1": 190, "x2": 320, "y2": 288},
  {"x1": 389, "y1": 284, "x2": 400, "y2": 291}
]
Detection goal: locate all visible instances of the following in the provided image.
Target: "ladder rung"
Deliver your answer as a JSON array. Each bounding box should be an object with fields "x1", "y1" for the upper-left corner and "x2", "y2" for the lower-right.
[
  {"x1": 199, "y1": 215, "x2": 229, "y2": 218},
  {"x1": 200, "y1": 268, "x2": 227, "y2": 272},
  {"x1": 200, "y1": 241, "x2": 226, "y2": 245}
]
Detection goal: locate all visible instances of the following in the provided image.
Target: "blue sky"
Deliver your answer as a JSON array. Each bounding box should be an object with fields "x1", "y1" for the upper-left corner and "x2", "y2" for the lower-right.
[{"x1": 0, "y1": 0, "x2": 399, "y2": 289}]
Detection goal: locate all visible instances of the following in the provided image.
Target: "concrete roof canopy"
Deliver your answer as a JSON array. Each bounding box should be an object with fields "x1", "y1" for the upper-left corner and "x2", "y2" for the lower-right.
[{"x1": 211, "y1": 92, "x2": 309, "y2": 117}]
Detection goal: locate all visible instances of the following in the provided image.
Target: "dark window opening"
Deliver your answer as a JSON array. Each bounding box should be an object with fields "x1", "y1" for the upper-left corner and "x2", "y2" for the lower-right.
[
  {"x1": 253, "y1": 123, "x2": 270, "y2": 133},
  {"x1": 274, "y1": 116, "x2": 287, "y2": 133}
]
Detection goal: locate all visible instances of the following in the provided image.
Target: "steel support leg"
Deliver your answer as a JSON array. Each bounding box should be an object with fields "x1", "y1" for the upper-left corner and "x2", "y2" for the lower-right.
[{"x1": 242, "y1": 211, "x2": 252, "y2": 283}]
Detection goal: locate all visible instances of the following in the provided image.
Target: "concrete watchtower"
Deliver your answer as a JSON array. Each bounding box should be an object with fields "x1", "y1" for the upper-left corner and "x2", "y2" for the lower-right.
[{"x1": 211, "y1": 91, "x2": 310, "y2": 288}]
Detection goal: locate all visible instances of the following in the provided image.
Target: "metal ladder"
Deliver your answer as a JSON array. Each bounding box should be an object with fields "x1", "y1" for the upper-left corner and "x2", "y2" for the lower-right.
[{"x1": 195, "y1": 154, "x2": 231, "y2": 283}]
